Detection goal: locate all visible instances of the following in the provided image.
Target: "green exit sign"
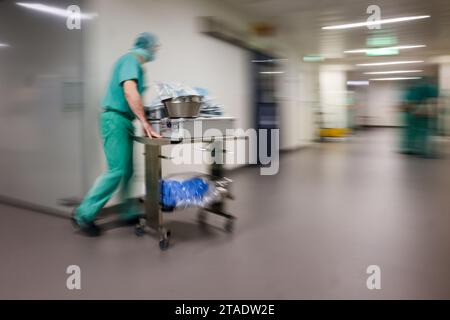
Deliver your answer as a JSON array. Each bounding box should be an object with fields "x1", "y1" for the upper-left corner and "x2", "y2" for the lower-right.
[
  {"x1": 366, "y1": 35, "x2": 397, "y2": 47},
  {"x1": 303, "y1": 55, "x2": 324, "y2": 62}
]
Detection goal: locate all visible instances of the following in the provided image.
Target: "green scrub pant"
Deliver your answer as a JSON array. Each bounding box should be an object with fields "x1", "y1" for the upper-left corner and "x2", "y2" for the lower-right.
[
  {"x1": 400, "y1": 111, "x2": 413, "y2": 153},
  {"x1": 75, "y1": 110, "x2": 138, "y2": 224},
  {"x1": 413, "y1": 116, "x2": 433, "y2": 157}
]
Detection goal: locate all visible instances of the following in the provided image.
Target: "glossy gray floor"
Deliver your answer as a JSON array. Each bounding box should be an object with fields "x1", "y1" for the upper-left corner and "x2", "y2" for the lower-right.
[{"x1": 1, "y1": 129, "x2": 450, "y2": 299}]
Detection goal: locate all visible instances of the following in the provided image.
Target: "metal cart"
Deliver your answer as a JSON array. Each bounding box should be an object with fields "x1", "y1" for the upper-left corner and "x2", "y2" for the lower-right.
[{"x1": 133, "y1": 135, "x2": 245, "y2": 250}]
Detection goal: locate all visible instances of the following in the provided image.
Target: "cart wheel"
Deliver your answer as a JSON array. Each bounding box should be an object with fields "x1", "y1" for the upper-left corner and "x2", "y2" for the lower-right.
[
  {"x1": 159, "y1": 237, "x2": 170, "y2": 250},
  {"x1": 159, "y1": 229, "x2": 171, "y2": 251},
  {"x1": 224, "y1": 219, "x2": 234, "y2": 233},
  {"x1": 134, "y1": 225, "x2": 145, "y2": 237}
]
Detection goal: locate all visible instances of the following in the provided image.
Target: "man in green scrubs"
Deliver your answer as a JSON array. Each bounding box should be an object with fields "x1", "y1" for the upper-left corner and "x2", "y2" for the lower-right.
[{"x1": 73, "y1": 32, "x2": 161, "y2": 236}]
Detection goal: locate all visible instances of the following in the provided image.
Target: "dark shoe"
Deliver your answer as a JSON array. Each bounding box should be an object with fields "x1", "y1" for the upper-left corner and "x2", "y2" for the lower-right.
[
  {"x1": 71, "y1": 211, "x2": 102, "y2": 237},
  {"x1": 80, "y1": 220, "x2": 102, "y2": 237}
]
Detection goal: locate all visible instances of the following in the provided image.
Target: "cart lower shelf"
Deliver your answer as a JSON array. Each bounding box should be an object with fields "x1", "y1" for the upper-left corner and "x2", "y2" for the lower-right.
[{"x1": 134, "y1": 204, "x2": 236, "y2": 251}]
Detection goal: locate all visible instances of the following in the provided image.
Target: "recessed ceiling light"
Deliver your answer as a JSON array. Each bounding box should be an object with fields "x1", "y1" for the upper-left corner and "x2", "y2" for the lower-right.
[
  {"x1": 322, "y1": 15, "x2": 430, "y2": 30},
  {"x1": 356, "y1": 60, "x2": 424, "y2": 67},
  {"x1": 0, "y1": 43, "x2": 10, "y2": 47}
]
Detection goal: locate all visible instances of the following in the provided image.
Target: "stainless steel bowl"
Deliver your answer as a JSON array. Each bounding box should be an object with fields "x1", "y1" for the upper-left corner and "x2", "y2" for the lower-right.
[{"x1": 163, "y1": 95, "x2": 202, "y2": 118}]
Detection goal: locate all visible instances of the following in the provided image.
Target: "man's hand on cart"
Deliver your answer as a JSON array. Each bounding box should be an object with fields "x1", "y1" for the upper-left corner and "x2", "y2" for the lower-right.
[
  {"x1": 123, "y1": 80, "x2": 162, "y2": 139},
  {"x1": 141, "y1": 120, "x2": 162, "y2": 139}
]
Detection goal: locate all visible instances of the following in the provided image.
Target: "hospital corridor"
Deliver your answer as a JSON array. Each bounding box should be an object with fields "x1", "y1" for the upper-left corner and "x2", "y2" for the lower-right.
[{"x1": 1, "y1": 0, "x2": 450, "y2": 306}]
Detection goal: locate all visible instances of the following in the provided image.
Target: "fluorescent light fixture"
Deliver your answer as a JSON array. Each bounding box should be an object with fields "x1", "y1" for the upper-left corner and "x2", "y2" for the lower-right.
[
  {"x1": 347, "y1": 81, "x2": 369, "y2": 86},
  {"x1": 322, "y1": 15, "x2": 430, "y2": 30},
  {"x1": 364, "y1": 70, "x2": 423, "y2": 75},
  {"x1": 370, "y1": 77, "x2": 422, "y2": 81},
  {"x1": 356, "y1": 60, "x2": 424, "y2": 67},
  {"x1": 259, "y1": 71, "x2": 285, "y2": 74},
  {"x1": 16, "y1": 2, "x2": 97, "y2": 19},
  {"x1": 345, "y1": 45, "x2": 426, "y2": 54},
  {"x1": 0, "y1": 43, "x2": 10, "y2": 47}
]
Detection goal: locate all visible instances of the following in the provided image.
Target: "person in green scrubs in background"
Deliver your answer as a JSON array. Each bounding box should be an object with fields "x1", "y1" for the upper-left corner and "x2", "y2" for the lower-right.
[
  {"x1": 401, "y1": 77, "x2": 439, "y2": 157},
  {"x1": 73, "y1": 32, "x2": 162, "y2": 236}
]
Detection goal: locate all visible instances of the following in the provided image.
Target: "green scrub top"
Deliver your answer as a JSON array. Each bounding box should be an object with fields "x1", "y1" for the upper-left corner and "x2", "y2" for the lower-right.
[
  {"x1": 101, "y1": 52, "x2": 146, "y2": 120},
  {"x1": 404, "y1": 82, "x2": 438, "y2": 104}
]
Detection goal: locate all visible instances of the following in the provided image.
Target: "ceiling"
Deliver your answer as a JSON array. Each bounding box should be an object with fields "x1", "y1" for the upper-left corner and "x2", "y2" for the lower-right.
[{"x1": 223, "y1": 0, "x2": 450, "y2": 67}]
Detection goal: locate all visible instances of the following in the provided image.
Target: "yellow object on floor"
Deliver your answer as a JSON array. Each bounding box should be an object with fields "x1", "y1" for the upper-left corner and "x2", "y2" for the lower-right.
[{"x1": 320, "y1": 128, "x2": 350, "y2": 137}]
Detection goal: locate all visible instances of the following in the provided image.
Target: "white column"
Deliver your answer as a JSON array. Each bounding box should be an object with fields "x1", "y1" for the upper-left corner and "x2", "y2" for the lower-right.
[{"x1": 319, "y1": 65, "x2": 349, "y2": 129}]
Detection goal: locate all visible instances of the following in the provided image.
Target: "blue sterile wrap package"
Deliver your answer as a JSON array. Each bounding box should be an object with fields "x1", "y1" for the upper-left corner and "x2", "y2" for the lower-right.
[{"x1": 160, "y1": 177, "x2": 210, "y2": 208}]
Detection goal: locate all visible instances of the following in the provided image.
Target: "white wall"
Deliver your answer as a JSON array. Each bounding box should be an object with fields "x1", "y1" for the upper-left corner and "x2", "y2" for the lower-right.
[
  {"x1": 365, "y1": 82, "x2": 402, "y2": 127},
  {"x1": 439, "y1": 63, "x2": 450, "y2": 91},
  {"x1": 298, "y1": 63, "x2": 319, "y2": 144},
  {"x1": 438, "y1": 62, "x2": 450, "y2": 134},
  {"x1": 0, "y1": 0, "x2": 85, "y2": 211}
]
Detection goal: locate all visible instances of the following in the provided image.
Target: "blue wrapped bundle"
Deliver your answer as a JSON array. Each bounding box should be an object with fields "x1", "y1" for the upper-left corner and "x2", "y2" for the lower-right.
[{"x1": 160, "y1": 177, "x2": 209, "y2": 208}]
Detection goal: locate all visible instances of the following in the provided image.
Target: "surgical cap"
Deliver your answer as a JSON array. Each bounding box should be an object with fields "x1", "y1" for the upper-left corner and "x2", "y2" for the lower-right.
[{"x1": 133, "y1": 32, "x2": 158, "y2": 50}]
